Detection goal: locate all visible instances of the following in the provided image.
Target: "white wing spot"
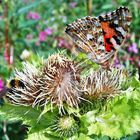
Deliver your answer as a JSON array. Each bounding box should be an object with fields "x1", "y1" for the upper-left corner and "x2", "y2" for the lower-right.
[
  {"x1": 110, "y1": 38, "x2": 120, "y2": 50},
  {"x1": 87, "y1": 34, "x2": 93, "y2": 40},
  {"x1": 127, "y1": 22, "x2": 131, "y2": 25},
  {"x1": 98, "y1": 45, "x2": 105, "y2": 50},
  {"x1": 98, "y1": 36, "x2": 103, "y2": 42},
  {"x1": 116, "y1": 27, "x2": 126, "y2": 36},
  {"x1": 114, "y1": 20, "x2": 119, "y2": 24}
]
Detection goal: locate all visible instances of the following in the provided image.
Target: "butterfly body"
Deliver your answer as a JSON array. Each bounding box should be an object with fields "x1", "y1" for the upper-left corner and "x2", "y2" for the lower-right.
[{"x1": 65, "y1": 7, "x2": 132, "y2": 69}]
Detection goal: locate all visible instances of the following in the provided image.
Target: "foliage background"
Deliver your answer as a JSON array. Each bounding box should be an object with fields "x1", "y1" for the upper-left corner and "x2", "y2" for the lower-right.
[{"x1": 0, "y1": 0, "x2": 140, "y2": 139}]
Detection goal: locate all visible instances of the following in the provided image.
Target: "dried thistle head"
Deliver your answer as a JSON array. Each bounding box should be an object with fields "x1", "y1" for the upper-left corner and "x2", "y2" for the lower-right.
[
  {"x1": 6, "y1": 54, "x2": 83, "y2": 113},
  {"x1": 6, "y1": 62, "x2": 42, "y2": 106},
  {"x1": 39, "y1": 54, "x2": 83, "y2": 113},
  {"x1": 83, "y1": 67, "x2": 128, "y2": 99}
]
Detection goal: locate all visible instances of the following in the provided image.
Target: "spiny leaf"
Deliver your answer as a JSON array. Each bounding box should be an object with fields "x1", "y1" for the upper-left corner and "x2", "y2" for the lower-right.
[
  {"x1": 0, "y1": 104, "x2": 56, "y2": 134},
  {"x1": 84, "y1": 87, "x2": 140, "y2": 139}
]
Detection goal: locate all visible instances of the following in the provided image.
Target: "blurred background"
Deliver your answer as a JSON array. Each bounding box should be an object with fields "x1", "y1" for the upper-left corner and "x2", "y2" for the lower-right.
[{"x1": 0, "y1": 0, "x2": 140, "y2": 139}]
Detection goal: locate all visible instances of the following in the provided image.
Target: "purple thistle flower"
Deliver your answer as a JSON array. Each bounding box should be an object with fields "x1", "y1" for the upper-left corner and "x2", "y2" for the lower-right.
[
  {"x1": 27, "y1": 11, "x2": 40, "y2": 20},
  {"x1": 45, "y1": 28, "x2": 53, "y2": 35},
  {"x1": 128, "y1": 43, "x2": 138, "y2": 54},
  {"x1": 114, "y1": 58, "x2": 119, "y2": 65},
  {"x1": 69, "y1": 2, "x2": 77, "y2": 8},
  {"x1": 0, "y1": 79, "x2": 4, "y2": 91},
  {"x1": 39, "y1": 31, "x2": 47, "y2": 42},
  {"x1": 138, "y1": 61, "x2": 140, "y2": 67},
  {"x1": 113, "y1": 57, "x2": 123, "y2": 68},
  {"x1": 38, "y1": 27, "x2": 53, "y2": 42}
]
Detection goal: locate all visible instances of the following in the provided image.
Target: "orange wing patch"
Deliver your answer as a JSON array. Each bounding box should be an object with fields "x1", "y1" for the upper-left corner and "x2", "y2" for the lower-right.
[{"x1": 101, "y1": 21, "x2": 116, "y2": 52}]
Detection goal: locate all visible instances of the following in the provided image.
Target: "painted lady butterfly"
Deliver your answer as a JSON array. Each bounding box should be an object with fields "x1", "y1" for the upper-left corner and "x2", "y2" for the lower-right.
[{"x1": 65, "y1": 7, "x2": 132, "y2": 69}]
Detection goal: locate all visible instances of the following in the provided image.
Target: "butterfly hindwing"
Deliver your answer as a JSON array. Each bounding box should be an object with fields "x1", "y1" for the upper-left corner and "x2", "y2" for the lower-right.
[{"x1": 98, "y1": 7, "x2": 132, "y2": 51}]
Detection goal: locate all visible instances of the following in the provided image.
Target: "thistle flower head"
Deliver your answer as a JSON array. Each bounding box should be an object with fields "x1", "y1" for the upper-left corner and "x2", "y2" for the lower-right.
[
  {"x1": 84, "y1": 67, "x2": 128, "y2": 99},
  {"x1": 39, "y1": 54, "x2": 82, "y2": 113},
  {"x1": 0, "y1": 78, "x2": 4, "y2": 91},
  {"x1": 6, "y1": 54, "x2": 83, "y2": 114},
  {"x1": 51, "y1": 115, "x2": 79, "y2": 137},
  {"x1": 6, "y1": 62, "x2": 42, "y2": 106}
]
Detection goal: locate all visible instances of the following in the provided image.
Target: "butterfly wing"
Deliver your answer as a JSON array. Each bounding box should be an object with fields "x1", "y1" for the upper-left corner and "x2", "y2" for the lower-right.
[
  {"x1": 65, "y1": 16, "x2": 115, "y2": 64},
  {"x1": 98, "y1": 6, "x2": 132, "y2": 52},
  {"x1": 65, "y1": 7, "x2": 131, "y2": 65}
]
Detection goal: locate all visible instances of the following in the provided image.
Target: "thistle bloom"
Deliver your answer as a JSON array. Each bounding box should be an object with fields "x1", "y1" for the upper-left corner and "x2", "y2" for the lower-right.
[
  {"x1": 56, "y1": 37, "x2": 71, "y2": 49},
  {"x1": 6, "y1": 62, "x2": 41, "y2": 106},
  {"x1": 39, "y1": 31, "x2": 47, "y2": 42},
  {"x1": 69, "y1": 2, "x2": 77, "y2": 8},
  {"x1": 0, "y1": 79, "x2": 4, "y2": 91},
  {"x1": 84, "y1": 68, "x2": 127, "y2": 99},
  {"x1": 45, "y1": 28, "x2": 53, "y2": 35},
  {"x1": 26, "y1": 11, "x2": 40, "y2": 20},
  {"x1": 6, "y1": 54, "x2": 83, "y2": 114},
  {"x1": 138, "y1": 61, "x2": 140, "y2": 67},
  {"x1": 58, "y1": 38, "x2": 67, "y2": 47},
  {"x1": 113, "y1": 57, "x2": 122, "y2": 68},
  {"x1": 51, "y1": 115, "x2": 79, "y2": 137},
  {"x1": 39, "y1": 54, "x2": 83, "y2": 113},
  {"x1": 39, "y1": 28, "x2": 53, "y2": 42},
  {"x1": 128, "y1": 43, "x2": 138, "y2": 54}
]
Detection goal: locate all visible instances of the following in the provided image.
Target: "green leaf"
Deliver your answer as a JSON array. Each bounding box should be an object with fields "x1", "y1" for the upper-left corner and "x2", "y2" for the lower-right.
[
  {"x1": 0, "y1": 104, "x2": 55, "y2": 134},
  {"x1": 102, "y1": 4, "x2": 113, "y2": 10},
  {"x1": 26, "y1": 132, "x2": 48, "y2": 140},
  {"x1": 130, "y1": 77, "x2": 140, "y2": 88},
  {"x1": 82, "y1": 84, "x2": 140, "y2": 139},
  {"x1": 15, "y1": 0, "x2": 46, "y2": 15},
  {"x1": 18, "y1": 20, "x2": 39, "y2": 28},
  {"x1": 26, "y1": 131, "x2": 63, "y2": 140},
  {"x1": 78, "y1": 133, "x2": 92, "y2": 140}
]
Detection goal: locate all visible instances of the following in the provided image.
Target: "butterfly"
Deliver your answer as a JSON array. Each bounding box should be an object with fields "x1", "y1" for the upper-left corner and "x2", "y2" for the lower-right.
[{"x1": 65, "y1": 7, "x2": 132, "y2": 69}]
